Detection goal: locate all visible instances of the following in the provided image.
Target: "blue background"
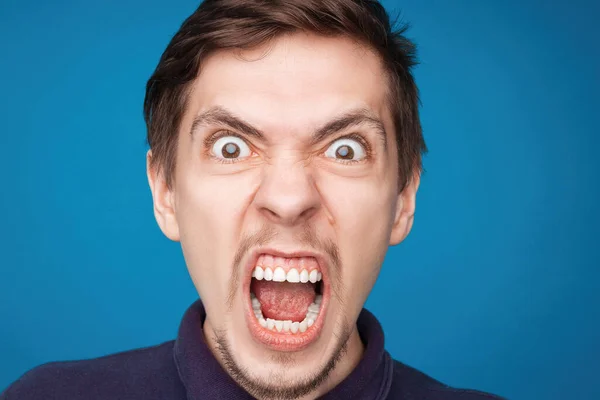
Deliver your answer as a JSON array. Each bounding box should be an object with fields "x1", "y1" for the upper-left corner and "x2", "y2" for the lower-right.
[{"x1": 1, "y1": 0, "x2": 598, "y2": 398}]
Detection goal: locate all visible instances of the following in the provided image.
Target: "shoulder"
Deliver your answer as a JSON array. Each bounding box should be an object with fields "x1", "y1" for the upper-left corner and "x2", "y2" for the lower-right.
[
  {"x1": 1, "y1": 341, "x2": 185, "y2": 400},
  {"x1": 389, "y1": 359, "x2": 506, "y2": 400}
]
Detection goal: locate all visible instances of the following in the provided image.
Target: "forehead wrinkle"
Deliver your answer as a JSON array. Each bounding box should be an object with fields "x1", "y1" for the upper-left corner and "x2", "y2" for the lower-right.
[{"x1": 189, "y1": 35, "x2": 389, "y2": 129}]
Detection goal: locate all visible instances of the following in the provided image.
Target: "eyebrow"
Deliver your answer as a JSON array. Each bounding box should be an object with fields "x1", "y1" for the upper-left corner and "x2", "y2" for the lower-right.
[
  {"x1": 191, "y1": 106, "x2": 265, "y2": 147},
  {"x1": 310, "y1": 108, "x2": 387, "y2": 148},
  {"x1": 190, "y1": 105, "x2": 388, "y2": 148}
]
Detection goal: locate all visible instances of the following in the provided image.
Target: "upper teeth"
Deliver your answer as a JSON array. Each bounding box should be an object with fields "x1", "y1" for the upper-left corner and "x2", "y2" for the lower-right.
[{"x1": 252, "y1": 266, "x2": 323, "y2": 283}]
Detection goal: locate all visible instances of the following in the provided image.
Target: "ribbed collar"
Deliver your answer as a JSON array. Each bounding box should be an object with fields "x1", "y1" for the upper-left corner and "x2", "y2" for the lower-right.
[{"x1": 173, "y1": 300, "x2": 393, "y2": 399}]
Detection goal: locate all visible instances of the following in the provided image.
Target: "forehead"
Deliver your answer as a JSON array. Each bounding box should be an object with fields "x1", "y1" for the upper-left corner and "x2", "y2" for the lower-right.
[{"x1": 186, "y1": 32, "x2": 391, "y2": 135}]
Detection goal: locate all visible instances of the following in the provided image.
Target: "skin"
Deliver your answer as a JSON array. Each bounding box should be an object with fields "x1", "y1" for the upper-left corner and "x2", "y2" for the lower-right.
[{"x1": 147, "y1": 32, "x2": 419, "y2": 400}]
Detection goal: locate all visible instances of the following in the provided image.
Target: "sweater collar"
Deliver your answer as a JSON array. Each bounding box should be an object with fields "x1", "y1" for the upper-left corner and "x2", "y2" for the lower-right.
[{"x1": 173, "y1": 300, "x2": 393, "y2": 399}]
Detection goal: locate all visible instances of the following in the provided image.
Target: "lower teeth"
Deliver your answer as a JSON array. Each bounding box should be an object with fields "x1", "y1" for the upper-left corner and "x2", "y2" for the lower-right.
[{"x1": 251, "y1": 293, "x2": 322, "y2": 334}]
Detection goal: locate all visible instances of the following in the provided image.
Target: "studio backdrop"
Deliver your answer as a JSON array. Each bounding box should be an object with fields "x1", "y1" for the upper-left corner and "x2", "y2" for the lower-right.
[{"x1": 0, "y1": 1, "x2": 598, "y2": 399}]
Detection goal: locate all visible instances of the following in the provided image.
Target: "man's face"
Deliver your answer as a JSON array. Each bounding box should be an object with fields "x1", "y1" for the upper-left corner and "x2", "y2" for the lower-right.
[{"x1": 148, "y1": 32, "x2": 418, "y2": 398}]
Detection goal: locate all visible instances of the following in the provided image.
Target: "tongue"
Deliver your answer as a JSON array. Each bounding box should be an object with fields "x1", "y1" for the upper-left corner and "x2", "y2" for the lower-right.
[{"x1": 251, "y1": 280, "x2": 316, "y2": 322}]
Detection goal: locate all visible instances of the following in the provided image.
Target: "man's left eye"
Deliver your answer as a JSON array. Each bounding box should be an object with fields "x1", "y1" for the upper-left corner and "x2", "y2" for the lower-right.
[{"x1": 324, "y1": 138, "x2": 366, "y2": 161}]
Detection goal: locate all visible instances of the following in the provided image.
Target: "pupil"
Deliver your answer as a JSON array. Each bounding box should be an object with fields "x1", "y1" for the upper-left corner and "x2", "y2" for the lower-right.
[
  {"x1": 223, "y1": 143, "x2": 240, "y2": 158},
  {"x1": 336, "y1": 145, "x2": 353, "y2": 159}
]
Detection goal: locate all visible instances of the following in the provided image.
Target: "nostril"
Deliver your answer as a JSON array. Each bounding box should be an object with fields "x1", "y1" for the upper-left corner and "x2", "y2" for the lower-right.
[
  {"x1": 298, "y1": 206, "x2": 318, "y2": 221},
  {"x1": 260, "y1": 204, "x2": 319, "y2": 225},
  {"x1": 262, "y1": 207, "x2": 279, "y2": 220}
]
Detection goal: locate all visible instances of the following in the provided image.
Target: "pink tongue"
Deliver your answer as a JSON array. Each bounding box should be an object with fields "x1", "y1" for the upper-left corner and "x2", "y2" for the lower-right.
[{"x1": 251, "y1": 280, "x2": 316, "y2": 322}]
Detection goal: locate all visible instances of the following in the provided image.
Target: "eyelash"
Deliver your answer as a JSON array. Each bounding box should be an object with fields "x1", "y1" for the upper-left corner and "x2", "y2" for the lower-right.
[{"x1": 204, "y1": 130, "x2": 372, "y2": 164}]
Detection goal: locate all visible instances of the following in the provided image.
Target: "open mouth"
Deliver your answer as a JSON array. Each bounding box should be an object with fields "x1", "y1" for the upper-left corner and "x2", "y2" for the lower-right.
[{"x1": 244, "y1": 252, "x2": 328, "y2": 352}]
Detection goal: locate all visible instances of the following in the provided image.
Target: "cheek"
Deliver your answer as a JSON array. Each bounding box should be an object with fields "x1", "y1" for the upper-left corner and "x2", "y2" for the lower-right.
[
  {"x1": 175, "y1": 170, "x2": 260, "y2": 303},
  {"x1": 319, "y1": 174, "x2": 394, "y2": 291}
]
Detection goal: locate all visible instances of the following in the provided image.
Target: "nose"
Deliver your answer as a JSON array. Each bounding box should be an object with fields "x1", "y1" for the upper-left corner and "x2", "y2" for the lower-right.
[{"x1": 253, "y1": 160, "x2": 320, "y2": 226}]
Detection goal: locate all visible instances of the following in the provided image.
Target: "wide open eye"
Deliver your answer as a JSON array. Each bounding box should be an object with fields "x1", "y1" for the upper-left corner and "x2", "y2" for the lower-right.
[
  {"x1": 211, "y1": 135, "x2": 252, "y2": 160},
  {"x1": 324, "y1": 138, "x2": 367, "y2": 162}
]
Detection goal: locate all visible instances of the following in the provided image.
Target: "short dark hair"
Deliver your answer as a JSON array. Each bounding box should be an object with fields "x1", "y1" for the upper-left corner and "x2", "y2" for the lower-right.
[{"x1": 144, "y1": 0, "x2": 427, "y2": 191}]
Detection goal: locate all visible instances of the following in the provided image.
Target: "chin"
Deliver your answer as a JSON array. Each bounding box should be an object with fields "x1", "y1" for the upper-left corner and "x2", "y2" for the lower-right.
[{"x1": 208, "y1": 247, "x2": 354, "y2": 399}]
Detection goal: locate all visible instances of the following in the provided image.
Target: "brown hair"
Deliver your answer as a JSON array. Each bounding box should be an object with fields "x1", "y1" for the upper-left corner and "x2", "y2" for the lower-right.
[{"x1": 144, "y1": 0, "x2": 427, "y2": 191}]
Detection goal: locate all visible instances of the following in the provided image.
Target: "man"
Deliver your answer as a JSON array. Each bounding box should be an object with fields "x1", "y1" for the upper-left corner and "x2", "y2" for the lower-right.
[{"x1": 1, "y1": 1, "x2": 503, "y2": 399}]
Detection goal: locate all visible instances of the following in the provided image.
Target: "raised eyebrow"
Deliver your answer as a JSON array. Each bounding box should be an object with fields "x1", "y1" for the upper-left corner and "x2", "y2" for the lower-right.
[
  {"x1": 310, "y1": 108, "x2": 388, "y2": 149},
  {"x1": 190, "y1": 106, "x2": 266, "y2": 145}
]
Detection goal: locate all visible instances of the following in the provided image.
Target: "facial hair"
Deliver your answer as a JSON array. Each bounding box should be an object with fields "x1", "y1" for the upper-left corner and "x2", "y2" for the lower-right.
[
  {"x1": 212, "y1": 316, "x2": 352, "y2": 400},
  {"x1": 212, "y1": 224, "x2": 351, "y2": 399}
]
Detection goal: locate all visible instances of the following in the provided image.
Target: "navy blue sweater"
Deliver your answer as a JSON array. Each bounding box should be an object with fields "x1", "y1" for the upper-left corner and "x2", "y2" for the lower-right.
[{"x1": 1, "y1": 301, "x2": 504, "y2": 399}]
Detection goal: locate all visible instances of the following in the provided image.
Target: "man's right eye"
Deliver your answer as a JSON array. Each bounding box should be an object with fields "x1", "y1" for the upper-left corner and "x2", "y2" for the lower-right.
[{"x1": 211, "y1": 135, "x2": 252, "y2": 160}]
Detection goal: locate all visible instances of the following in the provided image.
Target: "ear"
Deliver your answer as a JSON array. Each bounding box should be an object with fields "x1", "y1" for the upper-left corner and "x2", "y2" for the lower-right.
[
  {"x1": 389, "y1": 172, "x2": 420, "y2": 246},
  {"x1": 146, "y1": 150, "x2": 180, "y2": 242}
]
